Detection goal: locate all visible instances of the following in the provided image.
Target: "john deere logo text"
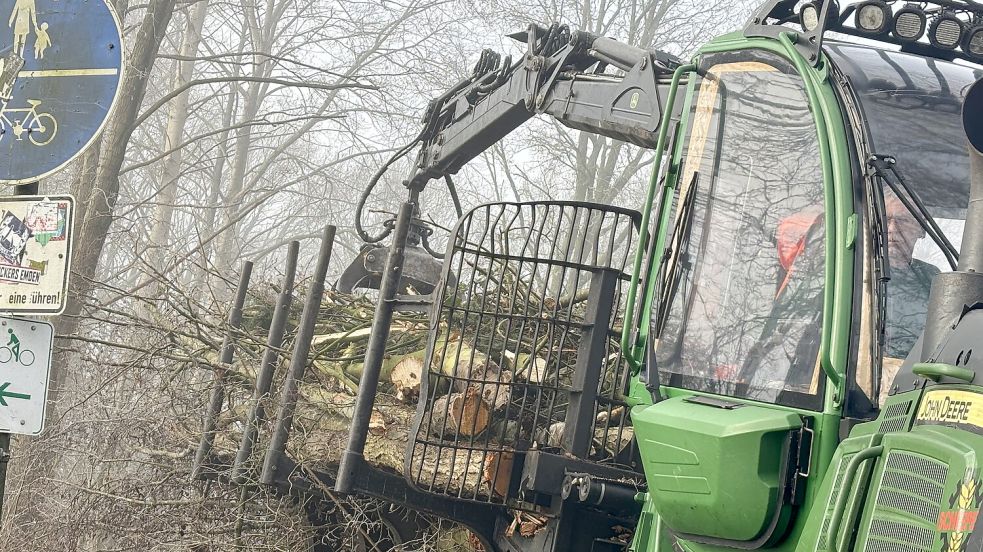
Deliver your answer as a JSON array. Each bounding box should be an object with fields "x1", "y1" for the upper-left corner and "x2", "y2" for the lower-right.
[
  {"x1": 921, "y1": 396, "x2": 973, "y2": 423},
  {"x1": 916, "y1": 390, "x2": 983, "y2": 432}
]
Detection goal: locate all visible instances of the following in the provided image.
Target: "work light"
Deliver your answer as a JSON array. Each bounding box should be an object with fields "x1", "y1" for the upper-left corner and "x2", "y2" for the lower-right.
[
  {"x1": 801, "y1": 1, "x2": 839, "y2": 33},
  {"x1": 856, "y1": 0, "x2": 892, "y2": 34},
  {"x1": 801, "y1": 2, "x2": 822, "y2": 31},
  {"x1": 966, "y1": 25, "x2": 983, "y2": 59},
  {"x1": 929, "y1": 13, "x2": 965, "y2": 49},
  {"x1": 893, "y1": 5, "x2": 927, "y2": 41}
]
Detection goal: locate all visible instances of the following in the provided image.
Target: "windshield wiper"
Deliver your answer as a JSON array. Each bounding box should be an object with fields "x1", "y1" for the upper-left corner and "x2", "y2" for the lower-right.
[
  {"x1": 655, "y1": 171, "x2": 700, "y2": 335},
  {"x1": 868, "y1": 154, "x2": 959, "y2": 270},
  {"x1": 868, "y1": 171, "x2": 892, "y2": 357}
]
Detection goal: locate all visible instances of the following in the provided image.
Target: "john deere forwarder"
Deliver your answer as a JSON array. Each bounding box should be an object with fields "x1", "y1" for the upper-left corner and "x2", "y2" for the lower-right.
[{"x1": 326, "y1": 0, "x2": 983, "y2": 550}]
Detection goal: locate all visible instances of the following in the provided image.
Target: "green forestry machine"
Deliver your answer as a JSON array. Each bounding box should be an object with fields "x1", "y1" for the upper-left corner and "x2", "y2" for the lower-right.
[{"x1": 329, "y1": 0, "x2": 983, "y2": 550}]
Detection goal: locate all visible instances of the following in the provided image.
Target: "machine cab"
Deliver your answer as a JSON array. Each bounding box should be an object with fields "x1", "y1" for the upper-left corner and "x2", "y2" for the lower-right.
[{"x1": 629, "y1": 32, "x2": 982, "y2": 551}]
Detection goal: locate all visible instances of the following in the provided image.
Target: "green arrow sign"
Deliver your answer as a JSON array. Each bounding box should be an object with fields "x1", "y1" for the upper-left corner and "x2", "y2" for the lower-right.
[{"x1": 0, "y1": 382, "x2": 31, "y2": 406}]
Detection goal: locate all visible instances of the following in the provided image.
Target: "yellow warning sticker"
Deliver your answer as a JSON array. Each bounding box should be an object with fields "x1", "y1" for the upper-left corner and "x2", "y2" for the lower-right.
[{"x1": 916, "y1": 389, "x2": 983, "y2": 429}]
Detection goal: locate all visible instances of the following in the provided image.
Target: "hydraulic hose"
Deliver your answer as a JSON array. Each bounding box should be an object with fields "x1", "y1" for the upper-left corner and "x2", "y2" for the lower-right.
[{"x1": 354, "y1": 136, "x2": 423, "y2": 244}]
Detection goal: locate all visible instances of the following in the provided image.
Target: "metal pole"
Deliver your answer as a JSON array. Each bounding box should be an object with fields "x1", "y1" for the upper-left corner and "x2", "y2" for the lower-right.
[
  {"x1": 232, "y1": 241, "x2": 300, "y2": 484},
  {"x1": 336, "y1": 196, "x2": 417, "y2": 493},
  {"x1": 0, "y1": 181, "x2": 39, "y2": 519},
  {"x1": 562, "y1": 268, "x2": 618, "y2": 458},
  {"x1": 192, "y1": 261, "x2": 253, "y2": 480},
  {"x1": 958, "y1": 79, "x2": 983, "y2": 273},
  {"x1": 0, "y1": 414, "x2": 9, "y2": 521},
  {"x1": 260, "y1": 226, "x2": 336, "y2": 485}
]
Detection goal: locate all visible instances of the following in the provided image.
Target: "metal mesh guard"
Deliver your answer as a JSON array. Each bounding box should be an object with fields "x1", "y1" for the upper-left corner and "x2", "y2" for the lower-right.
[{"x1": 406, "y1": 201, "x2": 641, "y2": 507}]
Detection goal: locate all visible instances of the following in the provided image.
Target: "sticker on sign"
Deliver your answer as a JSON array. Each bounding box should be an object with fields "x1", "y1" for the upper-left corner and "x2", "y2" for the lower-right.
[
  {"x1": 0, "y1": 195, "x2": 73, "y2": 314},
  {"x1": 0, "y1": 316, "x2": 52, "y2": 435}
]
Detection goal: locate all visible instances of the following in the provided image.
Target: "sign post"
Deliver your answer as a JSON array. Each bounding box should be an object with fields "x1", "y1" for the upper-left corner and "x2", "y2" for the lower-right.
[{"x1": 0, "y1": 181, "x2": 38, "y2": 520}]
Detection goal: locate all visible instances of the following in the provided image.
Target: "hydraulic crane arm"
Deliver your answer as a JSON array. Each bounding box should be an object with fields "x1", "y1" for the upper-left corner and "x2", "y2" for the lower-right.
[
  {"x1": 405, "y1": 23, "x2": 682, "y2": 189},
  {"x1": 342, "y1": 25, "x2": 683, "y2": 296}
]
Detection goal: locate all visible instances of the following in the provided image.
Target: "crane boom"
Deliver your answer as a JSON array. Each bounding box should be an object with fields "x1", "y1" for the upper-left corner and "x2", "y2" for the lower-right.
[{"x1": 405, "y1": 23, "x2": 682, "y2": 189}]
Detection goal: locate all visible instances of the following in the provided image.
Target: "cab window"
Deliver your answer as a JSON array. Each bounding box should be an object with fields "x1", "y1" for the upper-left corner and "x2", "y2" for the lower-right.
[
  {"x1": 653, "y1": 50, "x2": 826, "y2": 409},
  {"x1": 827, "y1": 43, "x2": 981, "y2": 404}
]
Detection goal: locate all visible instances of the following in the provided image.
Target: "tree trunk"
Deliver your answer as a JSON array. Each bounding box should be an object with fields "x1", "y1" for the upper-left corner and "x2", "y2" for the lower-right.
[
  {"x1": 210, "y1": 2, "x2": 278, "y2": 287},
  {"x1": 146, "y1": 1, "x2": 210, "y2": 293},
  {"x1": 51, "y1": 0, "x2": 177, "y2": 419}
]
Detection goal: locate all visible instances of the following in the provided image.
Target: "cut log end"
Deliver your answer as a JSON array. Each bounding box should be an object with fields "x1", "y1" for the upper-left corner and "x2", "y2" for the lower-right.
[
  {"x1": 430, "y1": 389, "x2": 491, "y2": 437},
  {"x1": 391, "y1": 355, "x2": 424, "y2": 403},
  {"x1": 483, "y1": 449, "x2": 514, "y2": 497}
]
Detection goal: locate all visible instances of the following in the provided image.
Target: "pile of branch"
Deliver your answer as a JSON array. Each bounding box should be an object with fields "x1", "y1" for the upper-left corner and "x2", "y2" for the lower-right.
[
  {"x1": 207, "y1": 291, "x2": 432, "y2": 474},
  {"x1": 207, "y1": 284, "x2": 631, "y2": 505}
]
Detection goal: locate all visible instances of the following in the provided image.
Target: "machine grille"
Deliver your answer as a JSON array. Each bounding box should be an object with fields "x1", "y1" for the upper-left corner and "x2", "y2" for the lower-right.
[
  {"x1": 863, "y1": 451, "x2": 947, "y2": 552},
  {"x1": 817, "y1": 453, "x2": 854, "y2": 550},
  {"x1": 864, "y1": 520, "x2": 935, "y2": 552},
  {"x1": 405, "y1": 202, "x2": 641, "y2": 507},
  {"x1": 886, "y1": 451, "x2": 948, "y2": 485},
  {"x1": 878, "y1": 400, "x2": 912, "y2": 433}
]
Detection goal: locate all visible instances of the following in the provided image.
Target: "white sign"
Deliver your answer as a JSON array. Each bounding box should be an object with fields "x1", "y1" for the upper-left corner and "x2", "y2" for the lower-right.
[
  {"x1": 0, "y1": 316, "x2": 52, "y2": 435},
  {"x1": 0, "y1": 195, "x2": 73, "y2": 314}
]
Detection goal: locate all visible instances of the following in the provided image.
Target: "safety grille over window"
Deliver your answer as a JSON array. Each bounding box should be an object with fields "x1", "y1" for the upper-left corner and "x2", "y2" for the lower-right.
[{"x1": 406, "y1": 201, "x2": 640, "y2": 507}]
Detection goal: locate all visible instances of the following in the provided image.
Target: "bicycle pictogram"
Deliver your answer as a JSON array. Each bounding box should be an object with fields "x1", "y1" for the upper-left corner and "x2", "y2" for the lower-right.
[
  {"x1": 0, "y1": 97, "x2": 57, "y2": 146},
  {"x1": 0, "y1": 328, "x2": 34, "y2": 366}
]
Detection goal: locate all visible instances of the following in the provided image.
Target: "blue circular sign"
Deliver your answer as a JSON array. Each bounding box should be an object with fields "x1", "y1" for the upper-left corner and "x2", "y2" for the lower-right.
[{"x1": 0, "y1": 0, "x2": 123, "y2": 184}]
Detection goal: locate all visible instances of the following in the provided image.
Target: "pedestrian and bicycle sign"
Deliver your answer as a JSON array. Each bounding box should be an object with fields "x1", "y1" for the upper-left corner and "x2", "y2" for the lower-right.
[
  {"x1": 0, "y1": 316, "x2": 52, "y2": 435},
  {"x1": 0, "y1": 0, "x2": 124, "y2": 183},
  {"x1": 0, "y1": 195, "x2": 73, "y2": 314}
]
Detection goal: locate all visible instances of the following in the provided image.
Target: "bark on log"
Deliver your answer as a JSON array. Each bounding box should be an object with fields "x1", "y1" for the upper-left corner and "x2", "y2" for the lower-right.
[
  {"x1": 406, "y1": 444, "x2": 489, "y2": 498},
  {"x1": 342, "y1": 348, "x2": 425, "y2": 386},
  {"x1": 503, "y1": 350, "x2": 547, "y2": 384}
]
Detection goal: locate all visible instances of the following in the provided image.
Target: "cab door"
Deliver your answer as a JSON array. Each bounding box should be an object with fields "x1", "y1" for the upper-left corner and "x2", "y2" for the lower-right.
[{"x1": 632, "y1": 49, "x2": 833, "y2": 549}]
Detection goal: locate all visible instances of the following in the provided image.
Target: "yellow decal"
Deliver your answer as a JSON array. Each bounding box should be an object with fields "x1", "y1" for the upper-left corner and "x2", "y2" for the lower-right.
[
  {"x1": 916, "y1": 390, "x2": 983, "y2": 429},
  {"x1": 940, "y1": 474, "x2": 983, "y2": 552}
]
